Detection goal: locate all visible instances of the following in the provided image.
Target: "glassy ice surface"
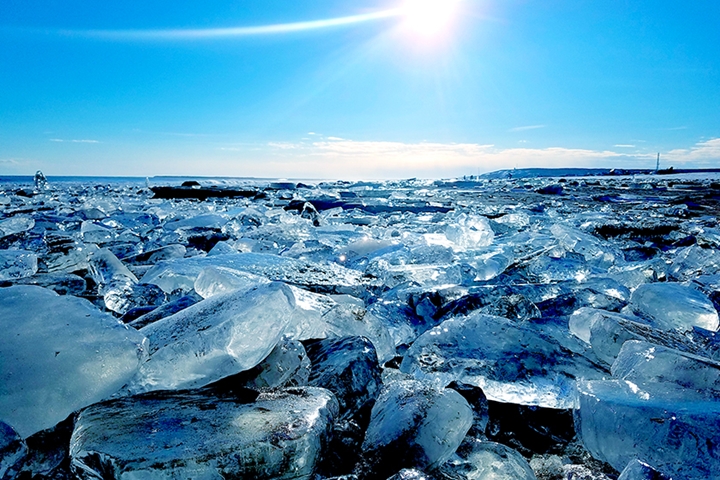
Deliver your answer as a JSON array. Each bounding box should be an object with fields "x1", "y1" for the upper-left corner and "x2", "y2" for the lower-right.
[
  {"x1": 385, "y1": 469, "x2": 430, "y2": 480},
  {"x1": 0, "y1": 286, "x2": 147, "y2": 437},
  {"x1": 628, "y1": 282, "x2": 719, "y2": 332},
  {"x1": 234, "y1": 337, "x2": 311, "y2": 390},
  {"x1": 400, "y1": 313, "x2": 606, "y2": 408},
  {"x1": 0, "y1": 216, "x2": 34, "y2": 238},
  {"x1": 360, "y1": 380, "x2": 472, "y2": 478},
  {"x1": 617, "y1": 459, "x2": 670, "y2": 480},
  {"x1": 0, "y1": 250, "x2": 38, "y2": 281},
  {"x1": 129, "y1": 282, "x2": 295, "y2": 392},
  {"x1": 70, "y1": 387, "x2": 338, "y2": 480},
  {"x1": 304, "y1": 336, "x2": 382, "y2": 418},
  {"x1": 0, "y1": 422, "x2": 26, "y2": 479},
  {"x1": 576, "y1": 379, "x2": 720, "y2": 480},
  {"x1": 438, "y1": 438, "x2": 537, "y2": 480},
  {"x1": 141, "y1": 252, "x2": 374, "y2": 295},
  {"x1": 612, "y1": 340, "x2": 720, "y2": 391}
]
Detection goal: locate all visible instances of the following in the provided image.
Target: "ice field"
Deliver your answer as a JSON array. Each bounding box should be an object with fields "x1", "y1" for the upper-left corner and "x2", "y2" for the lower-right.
[{"x1": 2, "y1": 171, "x2": 720, "y2": 479}]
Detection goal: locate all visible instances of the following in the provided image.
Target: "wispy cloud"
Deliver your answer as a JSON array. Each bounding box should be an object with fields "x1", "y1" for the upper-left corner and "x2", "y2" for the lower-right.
[
  {"x1": 664, "y1": 138, "x2": 720, "y2": 164},
  {"x1": 662, "y1": 126, "x2": 689, "y2": 131},
  {"x1": 0, "y1": 158, "x2": 20, "y2": 165},
  {"x1": 614, "y1": 144, "x2": 636, "y2": 148},
  {"x1": 49, "y1": 138, "x2": 100, "y2": 143},
  {"x1": 509, "y1": 125, "x2": 546, "y2": 132},
  {"x1": 60, "y1": 9, "x2": 403, "y2": 41},
  {"x1": 256, "y1": 138, "x2": 655, "y2": 179}
]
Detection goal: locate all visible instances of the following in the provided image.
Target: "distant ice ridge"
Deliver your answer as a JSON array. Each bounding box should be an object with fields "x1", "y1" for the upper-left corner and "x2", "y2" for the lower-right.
[{"x1": 3, "y1": 175, "x2": 720, "y2": 479}]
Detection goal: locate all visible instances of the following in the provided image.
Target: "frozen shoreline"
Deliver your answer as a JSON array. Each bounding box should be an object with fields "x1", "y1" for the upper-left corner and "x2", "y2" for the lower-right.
[{"x1": 2, "y1": 173, "x2": 720, "y2": 479}]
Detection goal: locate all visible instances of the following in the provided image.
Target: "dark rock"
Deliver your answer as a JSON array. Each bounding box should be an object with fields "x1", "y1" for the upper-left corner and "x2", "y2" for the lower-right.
[
  {"x1": 486, "y1": 401, "x2": 575, "y2": 456},
  {"x1": 150, "y1": 186, "x2": 258, "y2": 200}
]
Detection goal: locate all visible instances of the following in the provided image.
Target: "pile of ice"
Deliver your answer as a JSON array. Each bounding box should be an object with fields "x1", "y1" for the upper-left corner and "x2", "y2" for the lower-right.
[{"x1": 2, "y1": 173, "x2": 720, "y2": 479}]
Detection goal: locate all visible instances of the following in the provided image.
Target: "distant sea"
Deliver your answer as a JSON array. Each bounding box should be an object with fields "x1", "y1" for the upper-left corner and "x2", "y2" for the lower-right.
[{"x1": 0, "y1": 176, "x2": 328, "y2": 187}]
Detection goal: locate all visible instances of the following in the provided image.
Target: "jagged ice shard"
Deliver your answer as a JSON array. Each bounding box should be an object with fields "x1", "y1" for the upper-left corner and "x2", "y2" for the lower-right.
[
  {"x1": 575, "y1": 379, "x2": 720, "y2": 480},
  {"x1": 0, "y1": 286, "x2": 147, "y2": 438},
  {"x1": 400, "y1": 313, "x2": 607, "y2": 408},
  {"x1": 129, "y1": 282, "x2": 296, "y2": 392}
]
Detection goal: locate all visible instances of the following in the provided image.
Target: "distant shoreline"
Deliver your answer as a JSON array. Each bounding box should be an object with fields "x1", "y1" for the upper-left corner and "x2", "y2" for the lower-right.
[{"x1": 2, "y1": 168, "x2": 720, "y2": 186}]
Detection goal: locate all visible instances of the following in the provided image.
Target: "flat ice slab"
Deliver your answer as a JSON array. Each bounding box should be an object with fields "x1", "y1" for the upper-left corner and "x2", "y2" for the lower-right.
[
  {"x1": 129, "y1": 282, "x2": 296, "y2": 392},
  {"x1": 0, "y1": 286, "x2": 147, "y2": 437},
  {"x1": 70, "y1": 387, "x2": 338, "y2": 480}
]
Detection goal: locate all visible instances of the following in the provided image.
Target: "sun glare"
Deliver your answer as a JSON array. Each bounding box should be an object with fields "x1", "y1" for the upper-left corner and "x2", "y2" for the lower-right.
[{"x1": 401, "y1": 0, "x2": 461, "y2": 37}]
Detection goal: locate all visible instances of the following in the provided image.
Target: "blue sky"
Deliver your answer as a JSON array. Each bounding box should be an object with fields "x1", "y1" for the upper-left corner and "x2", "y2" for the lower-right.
[{"x1": 1, "y1": 0, "x2": 719, "y2": 179}]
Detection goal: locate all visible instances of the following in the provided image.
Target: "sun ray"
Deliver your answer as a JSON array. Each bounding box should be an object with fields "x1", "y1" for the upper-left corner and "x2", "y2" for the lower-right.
[{"x1": 61, "y1": 9, "x2": 405, "y2": 40}]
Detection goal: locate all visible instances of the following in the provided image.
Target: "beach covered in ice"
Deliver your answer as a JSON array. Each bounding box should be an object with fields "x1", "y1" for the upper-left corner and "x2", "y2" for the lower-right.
[{"x1": 2, "y1": 172, "x2": 720, "y2": 479}]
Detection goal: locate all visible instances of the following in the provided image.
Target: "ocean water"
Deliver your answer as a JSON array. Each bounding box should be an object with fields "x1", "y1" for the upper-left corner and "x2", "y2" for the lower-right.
[{"x1": 0, "y1": 175, "x2": 329, "y2": 188}]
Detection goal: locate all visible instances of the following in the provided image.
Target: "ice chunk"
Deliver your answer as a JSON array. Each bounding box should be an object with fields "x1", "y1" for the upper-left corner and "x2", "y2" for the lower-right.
[
  {"x1": 300, "y1": 304, "x2": 396, "y2": 364},
  {"x1": 386, "y1": 469, "x2": 429, "y2": 480},
  {"x1": 0, "y1": 286, "x2": 147, "y2": 437},
  {"x1": 570, "y1": 307, "x2": 713, "y2": 363},
  {"x1": 80, "y1": 220, "x2": 114, "y2": 244},
  {"x1": 551, "y1": 223, "x2": 619, "y2": 268},
  {"x1": 0, "y1": 215, "x2": 34, "y2": 238},
  {"x1": 89, "y1": 248, "x2": 164, "y2": 314},
  {"x1": 129, "y1": 282, "x2": 295, "y2": 392},
  {"x1": 444, "y1": 213, "x2": 494, "y2": 250},
  {"x1": 33, "y1": 170, "x2": 48, "y2": 190},
  {"x1": 44, "y1": 243, "x2": 98, "y2": 274},
  {"x1": 0, "y1": 250, "x2": 37, "y2": 281},
  {"x1": 0, "y1": 421, "x2": 27, "y2": 479},
  {"x1": 122, "y1": 244, "x2": 186, "y2": 265},
  {"x1": 617, "y1": 459, "x2": 670, "y2": 480},
  {"x1": 668, "y1": 244, "x2": 720, "y2": 281},
  {"x1": 0, "y1": 272, "x2": 87, "y2": 296},
  {"x1": 141, "y1": 252, "x2": 373, "y2": 295},
  {"x1": 526, "y1": 255, "x2": 593, "y2": 283},
  {"x1": 193, "y1": 265, "x2": 270, "y2": 299},
  {"x1": 612, "y1": 340, "x2": 720, "y2": 392},
  {"x1": 576, "y1": 379, "x2": 720, "y2": 480},
  {"x1": 127, "y1": 292, "x2": 201, "y2": 329},
  {"x1": 164, "y1": 213, "x2": 228, "y2": 231},
  {"x1": 570, "y1": 308, "x2": 653, "y2": 365},
  {"x1": 401, "y1": 313, "x2": 607, "y2": 409},
  {"x1": 471, "y1": 251, "x2": 511, "y2": 281},
  {"x1": 89, "y1": 248, "x2": 137, "y2": 286},
  {"x1": 207, "y1": 240, "x2": 237, "y2": 256},
  {"x1": 224, "y1": 337, "x2": 311, "y2": 391},
  {"x1": 14, "y1": 413, "x2": 75, "y2": 479},
  {"x1": 304, "y1": 336, "x2": 382, "y2": 418},
  {"x1": 628, "y1": 282, "x2": 719, "y2": 332},
  {"x1": 359, "y1": 380, "x2": 472, "y2": 478},
  {"x1": 437, "y1": 439, "x2": 537, "y2": 480},
  {"x1": 70, "y1": 387, "x2": 338, "y2": 480}
]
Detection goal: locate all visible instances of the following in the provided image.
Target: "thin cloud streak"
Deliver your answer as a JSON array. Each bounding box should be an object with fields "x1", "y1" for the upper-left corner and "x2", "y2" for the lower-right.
[
  {"x1": 64, "y1": 9, "x2": 403, "y2": 40},
  {"x1": 49, "y1": 139, "x2": 100, "y2": 143},
  {"x1": 509, "y1": 125, "x2": 546, "y2": 132}
]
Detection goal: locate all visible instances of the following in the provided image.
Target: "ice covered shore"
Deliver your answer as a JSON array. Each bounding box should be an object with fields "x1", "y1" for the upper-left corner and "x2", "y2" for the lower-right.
[{"x1": 2, "y1": 173, "x2": 720, "y2": 479}]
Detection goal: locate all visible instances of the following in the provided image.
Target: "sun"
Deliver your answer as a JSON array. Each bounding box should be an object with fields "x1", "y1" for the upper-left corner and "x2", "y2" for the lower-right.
[{"x1": 400, "y1": 0, "x2": 461, "y2": 37}]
